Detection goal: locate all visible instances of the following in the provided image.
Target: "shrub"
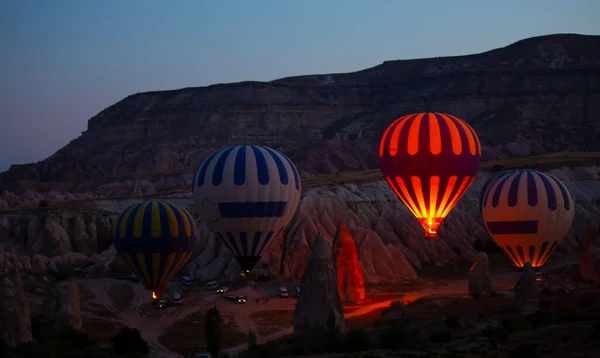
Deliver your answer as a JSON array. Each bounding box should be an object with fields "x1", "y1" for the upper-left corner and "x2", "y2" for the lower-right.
[
  {"x1": 378, "y1": 323, "x2": 417, "y2": 350},
  {"x1": 342, "y1": 328, "x2": 372, "y2": 353},
  {"x1": 111, "y1": 327, "x2": 149, "y2": 357},
  {"x1": 59, "y1": 328, "x2": 94, "y2": 350},
  {"x1": 431, "y1": 328, "x2": 452, "y2": 343},
  {"x1": 444, "y1": 315, "x2": 461, "y2": 329},
  {"x1": 501, "y1": 317, "x2": 533, "y2": 333},
  {"x1": 510, "y1": 343, "x2": 541, "y2": 358},
  {"x1": 481, "y1": 326, "x2": 508, "y2": 342}
]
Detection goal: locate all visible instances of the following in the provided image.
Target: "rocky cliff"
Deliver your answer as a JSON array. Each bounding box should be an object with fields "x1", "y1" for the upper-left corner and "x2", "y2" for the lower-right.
[{"x1": 1, "y1": 34, "x2": 599, "y2": 194}]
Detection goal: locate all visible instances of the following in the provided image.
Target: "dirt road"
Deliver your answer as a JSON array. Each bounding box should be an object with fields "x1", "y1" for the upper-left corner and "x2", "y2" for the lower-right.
[{"x1": 221, "y1": 272, "x2": 521, "y2": 356}]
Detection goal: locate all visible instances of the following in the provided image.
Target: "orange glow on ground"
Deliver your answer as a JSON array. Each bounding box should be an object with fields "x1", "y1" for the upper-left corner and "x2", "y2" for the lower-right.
[{"x1": 152, "y1": 291, "x2": 157, "y2": 300}]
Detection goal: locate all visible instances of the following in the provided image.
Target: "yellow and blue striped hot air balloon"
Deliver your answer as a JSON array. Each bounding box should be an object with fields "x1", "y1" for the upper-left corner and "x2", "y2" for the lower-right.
[
  {"x1": 113, "y1": 200, "x2": 197, "y2": 297},
  {"x1": 481, "y1": 169, "x2": 575, "y2": 268}
]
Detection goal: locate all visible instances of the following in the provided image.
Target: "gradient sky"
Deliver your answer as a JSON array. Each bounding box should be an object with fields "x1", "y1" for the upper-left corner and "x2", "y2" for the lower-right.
[{"x1": 1, "y1": 0, "x2": 599, "y2": 172}]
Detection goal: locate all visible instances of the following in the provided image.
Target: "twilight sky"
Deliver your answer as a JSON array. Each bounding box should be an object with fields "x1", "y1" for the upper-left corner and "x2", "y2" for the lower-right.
[{"x1": 1, "y1": 0, "x2": 599, "y2": 172}]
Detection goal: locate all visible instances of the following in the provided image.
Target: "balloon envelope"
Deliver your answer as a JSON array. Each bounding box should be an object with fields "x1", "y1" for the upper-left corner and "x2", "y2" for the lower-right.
[
  {"x1": 113, "y1": 200, "x2": 197, "y2": 297},
  {"x1": 479, "y1": 169, "x2": 520, "y2": 213},
  {"x1": 193, "y1": 145, "x2": 301, "y2": 272},
  {"x1": 481, "y1": 169, "x2": 575, "y2": 268},
  {"x1": 379, "y1": 112, "x2": 481, "y2": 238}
]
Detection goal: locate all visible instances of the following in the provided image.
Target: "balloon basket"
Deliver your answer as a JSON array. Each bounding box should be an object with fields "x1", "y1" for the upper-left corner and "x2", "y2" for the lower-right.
[{"x1": 424, "y1": 233, "x2": 438, "y2": 241}]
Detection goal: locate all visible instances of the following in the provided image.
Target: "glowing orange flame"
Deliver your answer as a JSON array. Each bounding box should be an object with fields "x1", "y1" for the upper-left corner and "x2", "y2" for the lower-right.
[
  {"x1": 152, "y1": 291, "x2": 157, "y2": 300},
  {"x1": 418, "y1": 217, "x2": 442, "y2": 239}
]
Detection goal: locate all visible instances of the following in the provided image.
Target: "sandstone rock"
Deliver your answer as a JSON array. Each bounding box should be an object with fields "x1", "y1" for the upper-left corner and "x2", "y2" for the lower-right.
[
  {"x1": 0, "y1": 252, "x2": 32, "y2": 347},
  {"x1": 0, "y1": 216, "x2": 9, "y2": 243},
  {"x1": 294, "y1": 233, "x2": 345, "y2": 336},
  {"x1": 26, "y1": 214, "x2": 72, "y2": 257},
  {"x1": 468, "y1": 252, "x2": 493, "y2": 298},
  {"x1": 332, "y1": 221, "x2": 365, "y2": 304},
  {"x1": 72, "y1": 215, "x2": 97, "y2": 256},
  {"x1": 40, "y1": 279, "x2": 83, "y2": 330},
  {"x1": 513, "y1": 263, "x2": 538, "y2": 314}
]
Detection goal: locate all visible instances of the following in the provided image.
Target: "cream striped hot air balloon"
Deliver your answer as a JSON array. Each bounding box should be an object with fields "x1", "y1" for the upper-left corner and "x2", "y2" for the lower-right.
[
  {"x1": 481, "y1": 169, "x2": 575, "y2": 268},
  {"x1": 192, "y1": 145, "x2": 301, "y2": 273}
]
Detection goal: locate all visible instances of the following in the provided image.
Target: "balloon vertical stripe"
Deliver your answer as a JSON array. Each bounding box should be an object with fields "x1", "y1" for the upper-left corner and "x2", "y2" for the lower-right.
[
  {"x1": 250, "y1": 145, "x2": 270, "y2": 185},
  {"x1": 234, "y1": 146, "x2": 247, "y2": 185},
  {"x1": 263, "y1": 147, "x2": 289, "y2": 185},
  {"x1": 196, "y1": 148, "x2": 224, "y2": 188}
]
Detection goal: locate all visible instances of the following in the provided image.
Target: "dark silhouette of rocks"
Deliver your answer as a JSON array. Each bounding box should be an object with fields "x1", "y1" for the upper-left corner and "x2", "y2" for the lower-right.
[
  {"x1": 513, "y1": 262, "x2": 538, "y2": 314},
  {"x1": 468, "y1": 252, "x2": 492, "y2": 298},
  {"x1": 294, "y1": 233, "x2": 345, "y2": 336}
]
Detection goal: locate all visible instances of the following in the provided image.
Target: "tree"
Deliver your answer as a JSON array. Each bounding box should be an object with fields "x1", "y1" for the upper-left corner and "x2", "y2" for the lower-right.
[
  {"x1": 205, "y1": 306, "x2": 222, "y2": 358},
  {"x1": 111, "y1": 327, "x2": 149, "y2": 358},
  {"x1": 326, "y1": 308, "x2": 343, "y2": 351},
  {"x1": 247, "y1": 330, "x2": 257, "y2": 352}
]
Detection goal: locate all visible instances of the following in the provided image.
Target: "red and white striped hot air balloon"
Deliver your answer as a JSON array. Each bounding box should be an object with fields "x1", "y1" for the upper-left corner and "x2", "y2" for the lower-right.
[{"x1": 379, "y1": 112, "x2": 482, "y2": 239}]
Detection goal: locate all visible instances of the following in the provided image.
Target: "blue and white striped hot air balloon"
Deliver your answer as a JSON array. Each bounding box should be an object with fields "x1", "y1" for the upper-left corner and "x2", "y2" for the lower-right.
[
  {"x1": 481, "y1": 169, "x2": 575, "y2": 268},
  {"x1": 192, "y1": 145, "x2": 302, "y2": 272}
]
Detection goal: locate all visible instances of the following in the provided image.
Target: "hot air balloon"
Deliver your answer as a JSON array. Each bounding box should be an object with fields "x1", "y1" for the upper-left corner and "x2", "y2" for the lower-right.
[
  {"x1": 478, "y1": 169, "x2": 520, "y2": 213},
  {"x1": 481, "y1": 169, "x2": 575, "y2": 268},
  {"x1": 113, "y1": 200, "x2": 197, "y2": 298},
  {"x1": 192, "y1": 145, "x2": 301, "y2": 273},
  {"x1": 379, "y1": 112, "x2": 481, "y2": 239}
]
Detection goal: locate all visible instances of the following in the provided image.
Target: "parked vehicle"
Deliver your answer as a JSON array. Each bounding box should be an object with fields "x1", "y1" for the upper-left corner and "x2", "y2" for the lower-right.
[
  {"x1": 158, "y1": 299, "x2": 167, "y2": 309},
  {"x1": 535, "y1": 272, "x2": 548, "y2": 282},
  {"x1": 180, "y1": 276, "x2": 192, "y2": 286},
  {"x1": 227, "y1": 295, "x2": 247, "y2": 304},
  {"x1": 206, "y1": 281, "x2": 218, "y2": 290},
  {"x1": 216, "y1": 287, "x2": 228, "y2": 294},
  {"x1": 173, "y1": 292, "x2": 181, "y2": 305},
  {"x1": 279, "y1": 287, "x2": 289, "y2": 298}
]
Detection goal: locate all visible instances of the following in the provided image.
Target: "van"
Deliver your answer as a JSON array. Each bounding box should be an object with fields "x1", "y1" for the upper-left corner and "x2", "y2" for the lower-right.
[{"x1": 206, "y1": 281, "x2": 218, "y2": 290}]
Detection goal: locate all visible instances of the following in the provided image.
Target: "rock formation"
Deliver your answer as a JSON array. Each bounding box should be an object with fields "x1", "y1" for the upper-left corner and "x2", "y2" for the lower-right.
[
  {"x1": 579, "y1": 220, "x2": 600, "y2": 283},
  {"x1": 294, "y1": 233, "x2": 345, "y2": 336},
  {"x1": 40, "y1": 279, "x2": 83, "y2": 330},
  {"x1": 513, "y1": 263, "x2": 539, "y2": 315},
  {"x1": 0, "y1": 213, "x2": 114, "y2": 257},
  {"x1": 2, "y1": 165, "x2": 600, "y2": 284},
  {"x1": 0, "y1": 253, "x2": 32, "y2": 347},
  {"x1": 468, "y1": 252, "x2": 493, "y2": 298},
  {"x1": 332, "y1": 221, "x2": 365, "y2": 304}
]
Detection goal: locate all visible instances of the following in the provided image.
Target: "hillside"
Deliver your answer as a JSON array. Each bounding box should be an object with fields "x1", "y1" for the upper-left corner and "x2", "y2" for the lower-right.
[{"x1": 1, "y1": 33, "x2": 599, "y2": 193}]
